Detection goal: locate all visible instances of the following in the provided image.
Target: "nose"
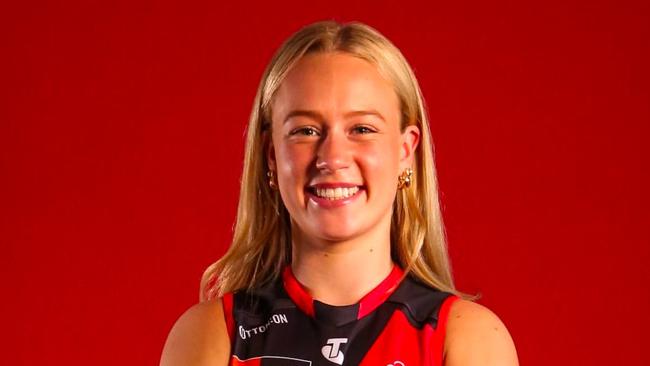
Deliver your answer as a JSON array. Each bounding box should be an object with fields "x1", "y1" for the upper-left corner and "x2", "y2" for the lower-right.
[{"x1": 315, "y1": 129, "x2": 350, "y2": 173}]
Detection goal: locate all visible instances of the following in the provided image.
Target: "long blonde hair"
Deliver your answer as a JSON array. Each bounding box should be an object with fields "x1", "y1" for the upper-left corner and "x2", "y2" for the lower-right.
[{"x1": 201, "y1": 20, "x2": 466, "y2": 301}]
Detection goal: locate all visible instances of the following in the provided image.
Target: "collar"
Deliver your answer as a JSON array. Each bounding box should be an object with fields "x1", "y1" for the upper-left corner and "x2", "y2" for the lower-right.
[{"x1": 282, "y1": 264, "x2": 404, "y2": 326}]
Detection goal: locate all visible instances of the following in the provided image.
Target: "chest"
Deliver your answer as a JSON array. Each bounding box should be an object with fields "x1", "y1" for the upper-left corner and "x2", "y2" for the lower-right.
[{"x1": 229, "y1": 305, "x2": 440, "y2": 366}]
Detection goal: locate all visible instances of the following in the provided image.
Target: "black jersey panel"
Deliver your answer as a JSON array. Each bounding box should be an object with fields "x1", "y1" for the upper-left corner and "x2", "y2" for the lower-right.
[{"x1": 387, "y1": 277, "x2": 453, "y2": 329}]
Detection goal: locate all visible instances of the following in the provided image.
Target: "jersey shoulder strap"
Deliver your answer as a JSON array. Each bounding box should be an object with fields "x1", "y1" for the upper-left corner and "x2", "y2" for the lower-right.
[
  {"x1": 387, "y1": 275, "x2": 457, "y2": 329},
  {"x1": 221, "y1": 278, "x2": 295, "y2": 342}
]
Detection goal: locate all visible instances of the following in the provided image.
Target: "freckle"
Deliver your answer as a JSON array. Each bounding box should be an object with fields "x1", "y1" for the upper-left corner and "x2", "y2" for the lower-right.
[
  {"x1": 369, "y1": 248, "x2": 374, "y2": 252},
  {"x1": 324, "y1": 253, "x2": 328, "y2": 257},
  {"x1": 493, "y1": 327, "x2": 499, "y2": 331},
  {"x1": 455, "y1": 315, "x2": 461, "y2": 318}
]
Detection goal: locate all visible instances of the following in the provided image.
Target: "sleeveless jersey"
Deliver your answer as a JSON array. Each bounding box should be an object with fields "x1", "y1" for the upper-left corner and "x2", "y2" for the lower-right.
[{"x1": 222, "y1": 265, "x2": 458, "y2": 366}]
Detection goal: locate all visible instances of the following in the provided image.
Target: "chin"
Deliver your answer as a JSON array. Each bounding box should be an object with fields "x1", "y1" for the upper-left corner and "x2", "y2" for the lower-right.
[
  {"x1": 316, "y1": 231, "x2": 358, "y2": 243},
  {"x1": 310, "y1": 222, "x2": 370, "y2": 243}
]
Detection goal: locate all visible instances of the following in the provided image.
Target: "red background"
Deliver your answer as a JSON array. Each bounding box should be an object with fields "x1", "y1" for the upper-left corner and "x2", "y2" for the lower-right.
[{"x1": 2, "y1": 1, "x2": 649, "y2": 365}]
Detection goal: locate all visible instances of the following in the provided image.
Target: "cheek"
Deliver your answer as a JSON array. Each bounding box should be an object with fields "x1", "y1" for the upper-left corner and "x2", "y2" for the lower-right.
[
  {"x1": 358, "y1": 142, "x2": 400, "y2": 181},
  {"x1": 276, "y1": 144, "x2": 314, "y2": 186}
]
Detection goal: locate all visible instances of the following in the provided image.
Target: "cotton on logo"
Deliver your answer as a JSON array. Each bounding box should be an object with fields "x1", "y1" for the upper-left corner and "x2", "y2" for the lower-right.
[
  {"x1": 387, "y1": 361, "x2": 405, "y2": 366},
  {"x1": 321, "y1": 338, "x2": 347, "y2": 365}
]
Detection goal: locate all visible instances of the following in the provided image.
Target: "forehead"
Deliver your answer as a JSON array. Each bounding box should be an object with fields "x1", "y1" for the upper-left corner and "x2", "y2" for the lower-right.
[{"x1": 271, "y1": 52, "x2": 400, "y2": 123}]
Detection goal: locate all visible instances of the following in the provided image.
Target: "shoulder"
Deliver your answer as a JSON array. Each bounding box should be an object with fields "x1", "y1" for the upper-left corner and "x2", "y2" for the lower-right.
[
  {"x1": 443, "y1": 299, "x2": 519, "y2": 366},
  {"x1": 160, "y1": 297, "x2": 230, "y2": 366}
]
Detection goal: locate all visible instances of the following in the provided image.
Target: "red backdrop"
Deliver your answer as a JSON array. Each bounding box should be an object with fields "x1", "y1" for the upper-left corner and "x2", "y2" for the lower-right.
[{"x1": 2, "y1": 1, "x2": 648, "y2": 365}]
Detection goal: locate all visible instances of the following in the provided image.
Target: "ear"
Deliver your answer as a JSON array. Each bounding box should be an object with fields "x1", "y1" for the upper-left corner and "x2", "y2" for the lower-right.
[
  {"x1": 264, "y1": 130, "x2": 277, "y2": 171},
  {"x1": 399, "y1": 125, "x2": 420, "y2": 170}
]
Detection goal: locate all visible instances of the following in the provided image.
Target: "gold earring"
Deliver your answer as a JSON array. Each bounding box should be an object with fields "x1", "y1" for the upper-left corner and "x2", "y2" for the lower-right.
[
  {"x1": 267, "y1": 170, "x2": 278, "y2": 190},
  {"x1": 398, "y1": 168, "x2": 413, "y2": 190}
]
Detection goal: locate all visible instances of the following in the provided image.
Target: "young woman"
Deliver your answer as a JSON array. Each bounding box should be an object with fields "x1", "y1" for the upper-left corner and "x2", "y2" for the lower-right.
[{"x1": 161, "y1": 21, "x2": 518, "y2": 366}]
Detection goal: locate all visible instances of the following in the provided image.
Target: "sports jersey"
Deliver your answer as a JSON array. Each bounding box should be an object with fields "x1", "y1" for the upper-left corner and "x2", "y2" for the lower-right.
[{"x1": 222, "y1": 265, "x2": 458, "y2": 366}]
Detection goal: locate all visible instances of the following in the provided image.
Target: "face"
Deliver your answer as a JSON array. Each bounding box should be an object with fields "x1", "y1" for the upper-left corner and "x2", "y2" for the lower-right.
[{"x1": 268, "y1": 52, "x2": 419, "y2": 244}]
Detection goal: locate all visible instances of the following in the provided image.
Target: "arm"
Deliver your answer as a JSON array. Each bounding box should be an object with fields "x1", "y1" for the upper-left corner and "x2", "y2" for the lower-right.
[
  {"x1": 160, "y1": 298, "x2": 231, "y2": 366},
  {"x1": 444, "y1": 299, "x2": 519, "y2": 366}
]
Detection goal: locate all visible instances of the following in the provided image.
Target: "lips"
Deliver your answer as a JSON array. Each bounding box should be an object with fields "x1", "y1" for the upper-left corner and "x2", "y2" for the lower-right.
[
  {"x1": 306, "y1": 183, "x2": 365, "y2": 207},
  {"x1": 309, "y1": 182, "x2": 361, "y2": 189},
  {"x1": 313, "y1": 186, "x2": 360, "y2": 200}
]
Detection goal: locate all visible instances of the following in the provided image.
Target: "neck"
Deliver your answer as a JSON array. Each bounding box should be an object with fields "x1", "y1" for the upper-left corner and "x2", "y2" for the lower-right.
[{"x1": 290, "y1": 220, "x2": 393, "y2": 306}]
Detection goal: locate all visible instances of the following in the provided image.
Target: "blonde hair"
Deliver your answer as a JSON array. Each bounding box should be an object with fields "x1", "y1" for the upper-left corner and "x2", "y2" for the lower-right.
[{"x1": 201, "y1": 20, "x2": 468, "y2": 302}]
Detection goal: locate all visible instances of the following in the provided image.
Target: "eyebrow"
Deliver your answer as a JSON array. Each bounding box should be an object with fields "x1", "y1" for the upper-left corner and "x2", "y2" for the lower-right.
[{"x1": 283, "y1": 109, "x2": 386, "y2": 124}]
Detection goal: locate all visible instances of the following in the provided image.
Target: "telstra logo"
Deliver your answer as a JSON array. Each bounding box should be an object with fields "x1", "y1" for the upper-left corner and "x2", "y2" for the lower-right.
[{"x1": 321, "y1": 338, "x2": 348, "y2": 365}]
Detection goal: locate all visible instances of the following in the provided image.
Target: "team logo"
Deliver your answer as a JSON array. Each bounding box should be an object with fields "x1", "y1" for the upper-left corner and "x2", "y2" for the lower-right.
[
  {"x1": 321, "y1": 338, "x2": 347, "y2": 365},
  {"x1": 387, "y1": 362, "x2": 405, "y2": 366}
]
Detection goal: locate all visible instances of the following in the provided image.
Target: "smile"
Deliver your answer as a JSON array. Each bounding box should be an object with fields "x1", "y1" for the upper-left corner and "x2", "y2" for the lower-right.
[
  {"x1": 314, "y1": 186, "x2": 359, "y2": 200},
  {"x1": 306, "y1": 183, "x2": 365, "y2": 207}
]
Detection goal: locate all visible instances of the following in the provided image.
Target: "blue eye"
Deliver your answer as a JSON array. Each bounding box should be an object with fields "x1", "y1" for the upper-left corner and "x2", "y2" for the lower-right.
[
  {"x1": 352, "y1": 125, "x2": 376, "y2": 134},
  {"x1": 290, "y1": 127, "x2": 319, "y2": 136}
]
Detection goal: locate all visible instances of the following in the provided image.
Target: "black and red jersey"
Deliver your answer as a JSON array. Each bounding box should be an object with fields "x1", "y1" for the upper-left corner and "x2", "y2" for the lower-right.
[{"x1": 222, "y1": 265, "x2": 458, "y2": 366}]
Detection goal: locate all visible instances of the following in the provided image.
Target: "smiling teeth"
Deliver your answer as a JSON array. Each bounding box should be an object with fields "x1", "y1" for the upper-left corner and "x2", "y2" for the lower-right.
[{"x1": 315, "y1": 186, "x2": 360, "y2": 200}]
